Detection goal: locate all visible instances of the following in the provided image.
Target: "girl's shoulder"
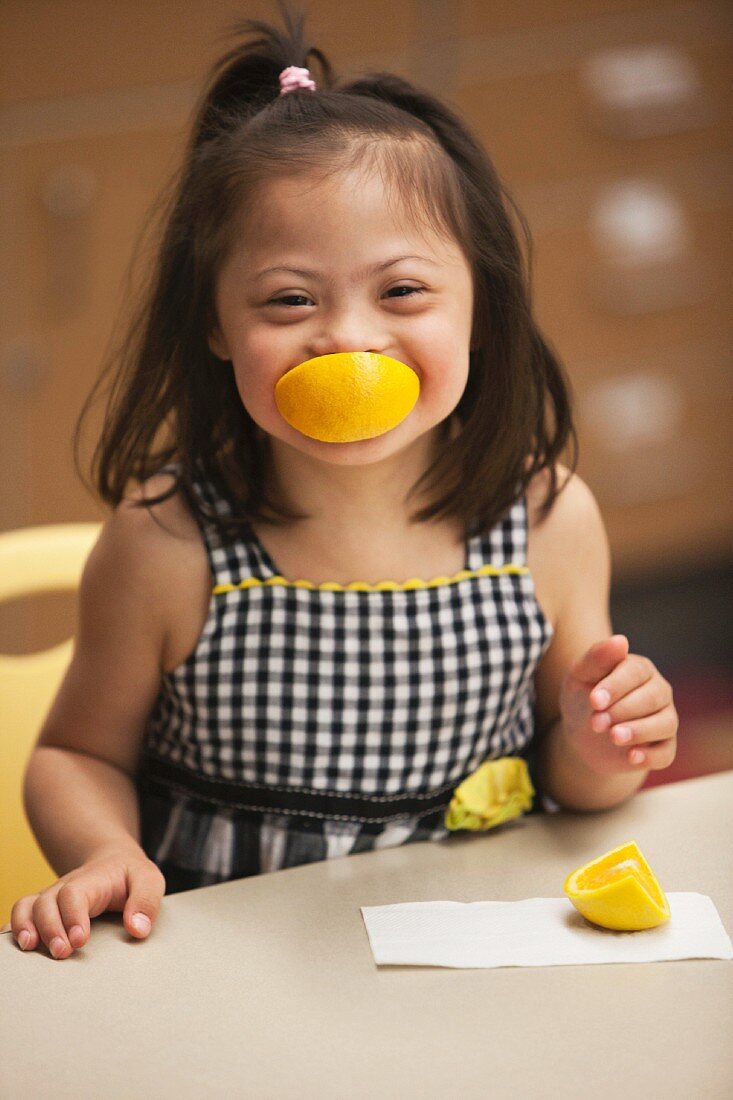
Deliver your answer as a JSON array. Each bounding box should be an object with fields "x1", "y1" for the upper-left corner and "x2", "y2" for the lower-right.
[
  {"x1": 112, "y1": 471, "x2": 212, "y2": 672},
  {"x1": 525, "y1": 462, "x2": 603, "y2": 533},
  {"x1": 33, "y1": 474, "x2": 211, "y2": 777},
  {"x1": 119, "y1": 470, "x2": 205, "y2": 556},
  {"x1": 525, "y1": 463, "x2": 610, "y2": 630}
]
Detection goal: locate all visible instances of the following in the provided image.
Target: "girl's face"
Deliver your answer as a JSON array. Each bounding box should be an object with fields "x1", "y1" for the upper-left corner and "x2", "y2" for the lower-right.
[{"x1": 209, "y1": 167, "x2": 475, "y2": 466}]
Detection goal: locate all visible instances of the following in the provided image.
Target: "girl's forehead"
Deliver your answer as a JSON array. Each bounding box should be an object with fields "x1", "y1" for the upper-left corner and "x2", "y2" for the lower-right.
[
  {"x1": 252, "y1": 171, "x2": 404, "y2": 229},
  {"x1": 238, "y1": 170, "x2": 457, "y2": 263}
]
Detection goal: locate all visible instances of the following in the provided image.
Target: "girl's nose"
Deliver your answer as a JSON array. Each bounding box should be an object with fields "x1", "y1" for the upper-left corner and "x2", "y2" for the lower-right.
[
  {"x1": 309, "y1": 344, "x2": 382, "y2": 359},
  {"x1": 307, "y1": 313, "x2": 386, "y2": 360}
]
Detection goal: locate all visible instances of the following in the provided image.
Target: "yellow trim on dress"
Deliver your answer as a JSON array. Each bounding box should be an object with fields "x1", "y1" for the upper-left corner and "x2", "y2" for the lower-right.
[{"x1": 212, "y1": 563, "x2": 529, "y2": 595}]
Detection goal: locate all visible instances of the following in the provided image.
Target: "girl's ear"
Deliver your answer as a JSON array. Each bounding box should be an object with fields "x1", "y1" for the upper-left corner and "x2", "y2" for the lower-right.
[{"x1": 208, "y1": 327, "x2": 230, "y2": 361}]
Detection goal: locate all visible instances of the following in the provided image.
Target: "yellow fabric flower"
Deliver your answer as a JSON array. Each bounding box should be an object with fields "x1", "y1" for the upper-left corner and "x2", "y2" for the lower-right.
[{"x1": 444, "y1": 757, "x2": 534, "y2": 831}]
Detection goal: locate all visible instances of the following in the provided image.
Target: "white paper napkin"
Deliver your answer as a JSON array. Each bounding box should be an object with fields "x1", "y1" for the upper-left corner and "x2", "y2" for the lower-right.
[{"x1": 361, "y1": 893, "x2": 733, "y2": 968}]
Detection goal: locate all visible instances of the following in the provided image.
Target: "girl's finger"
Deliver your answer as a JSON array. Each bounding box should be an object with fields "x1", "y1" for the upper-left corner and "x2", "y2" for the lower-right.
[
  {"x1": 56, "y1": 883, "x2": 94, "y2": 950},
  {"x1": 121, "y1": 859, "x2": 166, "y2": 939},
  {"x1": 609, "y1": 706, "x2": 678, "y2": 748},
  {"x1": 626, "y1": 737, "x2": 677, "y2": 770},
  {"x1": 9, "y1": 895, "x2": 41, "y2": 952},
  {"x1": 590, "y1": 654, "x2": 654, "y2": 710},
  {"x1": 31, "y1": 891, "x2": 74, "y2": 960},
  {"x1": 600, "y1": 679, "x2": 674, "y2": 728}
]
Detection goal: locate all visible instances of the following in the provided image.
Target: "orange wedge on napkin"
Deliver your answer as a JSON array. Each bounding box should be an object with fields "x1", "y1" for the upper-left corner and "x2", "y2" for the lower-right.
[{"x1": 564, "y1": 841, "x2": 671, "y2": 931}]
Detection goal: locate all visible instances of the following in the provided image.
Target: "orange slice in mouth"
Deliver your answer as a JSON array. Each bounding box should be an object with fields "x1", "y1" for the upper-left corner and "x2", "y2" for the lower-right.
[
  {"x1": 564, "y1": 841, "x2": 671, "y2": 931},
  {"x1": 274, "y1": 352, "x2": 420, "y2": 442}
]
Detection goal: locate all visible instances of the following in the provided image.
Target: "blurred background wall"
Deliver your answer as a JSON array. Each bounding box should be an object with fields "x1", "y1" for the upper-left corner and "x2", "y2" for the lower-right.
[{"x1": 1, "y1": 0, "x2": 731, "y2": 783}]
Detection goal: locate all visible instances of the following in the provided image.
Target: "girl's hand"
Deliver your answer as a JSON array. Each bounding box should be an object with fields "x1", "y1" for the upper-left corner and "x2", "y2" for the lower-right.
[
  {"x1": 559, "y1": 634, "x2": 678, "y2": 776},
  {"x1": 0, "y1": 842, "x2": 165, "y2": 959}
]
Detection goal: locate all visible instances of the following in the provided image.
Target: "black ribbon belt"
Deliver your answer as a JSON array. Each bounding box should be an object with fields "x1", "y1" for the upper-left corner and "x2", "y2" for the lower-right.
[{"x1": 138, "y1": 752, "x2": 458, "y2": 824}]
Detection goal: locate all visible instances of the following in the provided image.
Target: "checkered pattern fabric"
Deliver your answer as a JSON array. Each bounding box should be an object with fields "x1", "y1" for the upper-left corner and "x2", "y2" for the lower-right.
[{"x1": 136, "y1": 469, "x2": 554, "y2": 891}]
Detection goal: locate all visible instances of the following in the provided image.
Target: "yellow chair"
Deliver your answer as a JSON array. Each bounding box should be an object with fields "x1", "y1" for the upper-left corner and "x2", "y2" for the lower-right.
[{"x1": 0, "y1": 523, "x2": 101, "y2": 924}]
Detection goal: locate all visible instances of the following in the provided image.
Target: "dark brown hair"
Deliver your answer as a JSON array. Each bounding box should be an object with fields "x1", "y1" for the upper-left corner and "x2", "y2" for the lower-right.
[{"x1": 75, "y1": 0, "x2": 577, "y2": 541}]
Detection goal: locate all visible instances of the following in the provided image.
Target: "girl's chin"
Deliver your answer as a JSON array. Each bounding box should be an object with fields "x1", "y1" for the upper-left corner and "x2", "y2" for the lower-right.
[
  {"x1": 267, "y1": 422, "x2": 421, "y2": 463},
  {"x1": 261, "y1": 408, "x2": 453, "y2": 460},
  {"x1": 301, "y1": 431, "x2": 405, "y2": 460}
]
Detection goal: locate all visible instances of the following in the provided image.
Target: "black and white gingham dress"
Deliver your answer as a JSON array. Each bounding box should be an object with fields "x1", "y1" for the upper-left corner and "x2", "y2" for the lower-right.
[{"x1": 135, "y1": 470, "x2": 554, "y2": 893}]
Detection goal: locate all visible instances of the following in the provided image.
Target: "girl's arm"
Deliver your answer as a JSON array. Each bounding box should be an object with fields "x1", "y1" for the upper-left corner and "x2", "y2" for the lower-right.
[
  {"x1": 23, "y1": 748, "x2": 143, "y2": 878},
  {"x1": 531, "y1": 472, "x2": 678, "y2": 811},
  {"x1": 7, "y1": 483, "x2": 204, "y2": 956}
]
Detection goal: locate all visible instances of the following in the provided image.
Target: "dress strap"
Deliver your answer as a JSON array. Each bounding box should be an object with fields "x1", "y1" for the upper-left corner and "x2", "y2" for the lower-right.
[
  {"x1": 179, "y1": 467, "x2": 269, "y2": 589},
  {"x1": 465, "y1": 495, "x2": 528, "y2": 571}
]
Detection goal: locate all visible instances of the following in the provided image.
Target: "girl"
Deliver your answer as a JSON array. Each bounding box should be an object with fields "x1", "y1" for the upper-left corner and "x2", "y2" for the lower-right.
[{"x1": 6, "y1": 3, "x2": 677, "y2": 959}]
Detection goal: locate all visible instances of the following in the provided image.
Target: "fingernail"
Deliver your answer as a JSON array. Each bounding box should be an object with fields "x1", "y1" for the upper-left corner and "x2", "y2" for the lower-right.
[
  {"x1": 18, "y1": 930, "x2": 31, "y2": 950},
  {"x1": 592, "y1": 689, "x2": 611, "y2": 708},
  {"x1": 69, "y1": 925, "x2": 85, "y2": 946},
  {"x1": 614, "y1": 726, "x2": 632, "y2": 744},
  {"x1": 131, "y1": 913, "x2": 151, "y2": 935},
  {"x1": 629, "y1": 749, "x2": 645, "y2": 765},
  {"x1": 50, "y1": 937, "x2": 67, "y2": 958}
]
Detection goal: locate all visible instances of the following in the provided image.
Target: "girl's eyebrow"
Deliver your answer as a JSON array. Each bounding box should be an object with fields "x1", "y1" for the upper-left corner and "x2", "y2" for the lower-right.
[{"x1": 253, "y1": 254, "x2": 439, "y2": 282}]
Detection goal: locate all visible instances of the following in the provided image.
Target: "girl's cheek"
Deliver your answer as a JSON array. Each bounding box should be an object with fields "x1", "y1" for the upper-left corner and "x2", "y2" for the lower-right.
[
  {"x1": 233, "y1": 363, "x2": 278, "y2": 404},
  {"x1": 419, "y1": 351, "x2": 469, "y2": 395},
  {"x1": 422, "y1": 369, "x2": 470, "y2": 421}
]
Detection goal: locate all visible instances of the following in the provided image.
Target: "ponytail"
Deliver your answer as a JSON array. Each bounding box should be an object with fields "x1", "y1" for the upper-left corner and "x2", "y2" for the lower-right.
[{"x1": 188, "y1": 0, "x2": 335, "y2": 148}]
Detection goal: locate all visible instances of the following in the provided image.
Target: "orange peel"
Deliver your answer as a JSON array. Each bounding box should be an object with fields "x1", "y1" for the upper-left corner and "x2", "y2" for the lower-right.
[
  {"x1": 274, "y1": 352, "x2": 420, "y2": 442},
  {"x1": 564, "y1": 841, "x2": 671, "y2": 931}
]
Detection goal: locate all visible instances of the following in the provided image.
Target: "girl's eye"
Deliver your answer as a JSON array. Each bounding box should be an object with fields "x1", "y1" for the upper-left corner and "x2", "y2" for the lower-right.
[
  {"x1": 269, "y1": 295, "x2": 312, "y2": 308},
  {"x1": 267, "y1": 286, "x2": 426, "y2": 308},
  {"x1": 385, "y1": 285, "x2": 426, "y2": 300}
]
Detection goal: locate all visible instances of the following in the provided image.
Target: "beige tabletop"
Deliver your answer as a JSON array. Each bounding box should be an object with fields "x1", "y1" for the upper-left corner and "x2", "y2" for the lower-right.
[{"x1": 2, "y1": 770, "x2": 732, "y2": 1100}]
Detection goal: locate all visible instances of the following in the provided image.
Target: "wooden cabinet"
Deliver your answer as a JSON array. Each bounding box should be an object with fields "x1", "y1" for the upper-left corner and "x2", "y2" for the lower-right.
[{"x1": 453, "y1": 4, "x2": 732, "y2": 578}]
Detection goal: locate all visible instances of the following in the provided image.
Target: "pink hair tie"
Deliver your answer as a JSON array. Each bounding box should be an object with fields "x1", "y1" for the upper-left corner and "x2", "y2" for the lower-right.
[{"x1": 279, "y1": 65, "x2": 317, "y2": 95}]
